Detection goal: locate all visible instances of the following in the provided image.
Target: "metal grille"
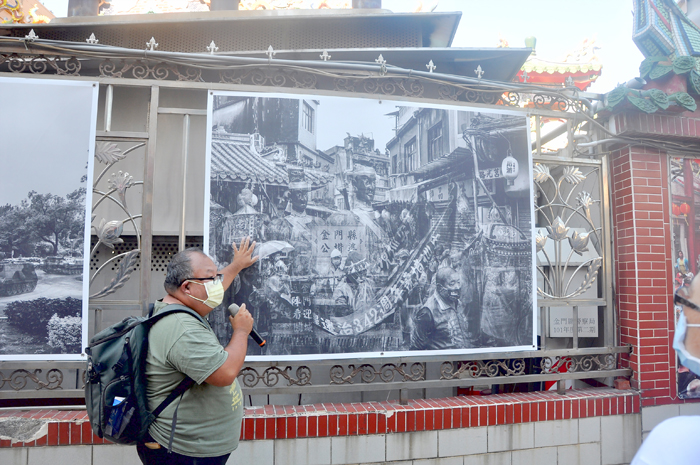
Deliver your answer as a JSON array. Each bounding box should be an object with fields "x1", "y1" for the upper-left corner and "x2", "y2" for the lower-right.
[
  {"x1": 90, "y1": 236, "x2": 203, "y2": 272},
  {"x1": 150, "y1": 237, "x2": 204, "y2": 273}
]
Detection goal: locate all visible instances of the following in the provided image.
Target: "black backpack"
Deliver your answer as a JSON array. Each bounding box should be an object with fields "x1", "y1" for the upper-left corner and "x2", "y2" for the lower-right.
[{"x1": 85, "y1": 304, "x2": 204, "y2": 447}]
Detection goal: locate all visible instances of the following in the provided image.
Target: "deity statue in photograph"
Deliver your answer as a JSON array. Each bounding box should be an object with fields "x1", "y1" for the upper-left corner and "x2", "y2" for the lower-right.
[
  {"x1": 327, "y1": 164, "x2": 388, "y2": 274},
  {"x1": 234, "y1": 187, "x2": 259, "y2": 215},
  {"x1": 268, "y1": 168, "x2": 324, "y2": 276}
]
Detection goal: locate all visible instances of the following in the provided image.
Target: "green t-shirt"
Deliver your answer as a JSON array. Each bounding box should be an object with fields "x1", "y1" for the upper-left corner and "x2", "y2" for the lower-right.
[{"x1": 146, "y1": 302, "x2": 244, "y2": 457}]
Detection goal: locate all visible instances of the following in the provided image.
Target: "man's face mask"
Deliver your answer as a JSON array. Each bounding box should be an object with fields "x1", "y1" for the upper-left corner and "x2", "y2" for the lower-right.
[
  {"x1": 438, "y1": 281, "x2": 460, "y2": 303},
  {"x1": 187, "y1": 277, "x2": 225, "y2": 309}
]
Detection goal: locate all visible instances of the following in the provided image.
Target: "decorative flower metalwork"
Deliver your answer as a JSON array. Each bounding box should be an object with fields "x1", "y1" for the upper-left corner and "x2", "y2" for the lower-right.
[
  {"x1": 533, "y1": 163, "x2": 551, "y2": 184},
  {"x1": 108, "y1": 171, "x2": 135, "y2": 208},
  {"x1": 546, "y1": 217, "x2": 569, "y2": 242},
  {"x1": 95, "y1": 142, "x2": 125, "y2": 164},
  {"x1": 568, "y1": 230, "x2": 591, "y2": 256},
  {"x1": 536, "y1": 232, "x2": 548, "y2": 253},
  {"x1": 94, "y1": 218, "x2": 124, "y2": 249},
  {"x1": 562, "y1": 166, "x2": 586, "y2": 185}
]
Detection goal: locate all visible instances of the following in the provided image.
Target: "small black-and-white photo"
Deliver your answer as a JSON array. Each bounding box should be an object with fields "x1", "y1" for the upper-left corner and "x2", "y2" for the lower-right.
[
  {"x1": 0, "y1": 77, "x2": 96, "y2": 360},
  {"x1": 205, "y1": 92, "x2": 535, "y2": 360}
]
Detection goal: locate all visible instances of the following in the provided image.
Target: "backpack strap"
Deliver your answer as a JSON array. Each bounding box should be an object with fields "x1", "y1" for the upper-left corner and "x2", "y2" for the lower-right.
[
  {"x1": 146, "y1": 303, "x2": 207, "y2": 452},
  {"x1": 148, "y1": 303, "x2": 206, "y2": 325}
]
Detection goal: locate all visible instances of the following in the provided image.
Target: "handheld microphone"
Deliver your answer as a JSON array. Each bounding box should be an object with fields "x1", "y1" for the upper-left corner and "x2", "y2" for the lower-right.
[{"x1": 227, "y1": 303, "x2": 266, "y2": 347}]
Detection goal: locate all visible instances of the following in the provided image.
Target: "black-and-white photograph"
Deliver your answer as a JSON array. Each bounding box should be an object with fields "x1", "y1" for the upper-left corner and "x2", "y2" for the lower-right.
[
  {"x1": 204, "y1": 92, "x2": 536, "y2": 360},
  {"x1": 0, "y1": 77, "x2": 97, "y2": 360}
]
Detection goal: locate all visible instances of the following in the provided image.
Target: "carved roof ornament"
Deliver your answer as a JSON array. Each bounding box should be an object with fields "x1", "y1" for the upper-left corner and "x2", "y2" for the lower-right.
[
  {"x1": 146, "y1": 37, "x2": 158, "y2": 51},
  {"x1": 86, "y1": 33, "x2": 99, "y2": 44},
  {"x1": 633, "y1": 0, "x2": 700, "y2": 59}
]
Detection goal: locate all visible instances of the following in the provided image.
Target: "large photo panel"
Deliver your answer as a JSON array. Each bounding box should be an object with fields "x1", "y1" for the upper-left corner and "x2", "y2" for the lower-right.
[
  {"x1": 205, "y1": 91, "x2": 536, "y2": 360},
  {"x1": 0, "y1": 77, "x2": 97, "y2": 361}
]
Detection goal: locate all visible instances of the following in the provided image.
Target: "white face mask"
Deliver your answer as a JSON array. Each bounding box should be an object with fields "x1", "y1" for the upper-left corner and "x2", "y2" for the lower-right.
[{"x1": 187, "y1": 279, "x2": 225, "y2": 309}]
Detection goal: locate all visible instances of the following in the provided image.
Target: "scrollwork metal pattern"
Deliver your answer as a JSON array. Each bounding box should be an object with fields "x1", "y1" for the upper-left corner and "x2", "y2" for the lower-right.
[
  {"x1": 333, "y1": 77, "x2": 424, "y2": 97},
  {"x1": 540, "y1": 354, "x2": 616, "y2": 374},
  {"x1": 0, "y1": 369, "x2": 64, "y2": 390},
  {"x1": 329, "y1": 363, "x2": 425, "y2": 384},
  {"x1": 440, "y1": 359, "x2": 526, "y2": 380},
  {"x1": 220, "y1": 67, "x2": 317, "y2": 88},
  {"x1": 238, "y1": 366, "x2": 312, "y2": 388},
  {"x1": 0, "y1": 53, "x2": 81, "y2": 75},
  {"x1": 98, "y1": 59, "x2": 202, "y2": 81}
]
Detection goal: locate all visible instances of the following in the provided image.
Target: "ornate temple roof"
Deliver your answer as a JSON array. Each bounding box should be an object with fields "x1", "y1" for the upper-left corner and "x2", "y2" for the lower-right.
[
  {"x1": 513, "y1": 38, "x2": 602, "y2": 91},
  {"x1": 211, "y1": 134, "x2": 333, "y2": 188},
  {"x1": 633, "y1": 0, "x2": 700, "y2": 59},
  {"x1": 600, "y1": 1, "x2": 700, "y2": 116}
]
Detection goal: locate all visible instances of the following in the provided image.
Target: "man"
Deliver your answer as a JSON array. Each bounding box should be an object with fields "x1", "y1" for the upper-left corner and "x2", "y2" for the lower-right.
[
  {"x1": 410, "y1": 267, "x2": 467, "y2": 351},
  {"x1": 631, "y1": 274, "x2": 700, "y2": 464},
  {"x1": 137, "y1": 238, "x2": 258, "y2": 465},
  {"x1": 676, "y1": 250, "x2": 690, "y2": 276},
  {"x1": 332, "y1": 251, "x2": 375, "y2": 317},
  {"x1": 314, "y1": 248, "x2": 344, "y2": 296}
]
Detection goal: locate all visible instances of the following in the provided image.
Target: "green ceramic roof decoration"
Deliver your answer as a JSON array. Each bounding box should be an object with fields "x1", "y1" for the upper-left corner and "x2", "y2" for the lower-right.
[
  {"x1": 689, "y1": 69, "x2": 700, "y2": 95},
  {"x1": 673, "y1": 56, "x2": 696, "y2": 75},
  {"x1": 641, "y1": 88, "x2": 670, "y2": 109},
  {"x1": 640, "y1": 55, "x2": 698, "y2": 81},
  {"x1": 628, "y1": 92, "x2": 663, "y2": 113},
  {"x1": 649, "y1": 63, "x2": 674, "y2": 80},
  {"x1": 668, "y1": 92, "x2": 698, "y2": 111},
  {"x1": 640, "y1": 56, "x2": 668, "y2": 79},
  {"x1": 603, "y1": 85, "x2": 696, "y2": 114},
  {"x1": 604, "y1": 86, "x2": 628, "y2": 109}
]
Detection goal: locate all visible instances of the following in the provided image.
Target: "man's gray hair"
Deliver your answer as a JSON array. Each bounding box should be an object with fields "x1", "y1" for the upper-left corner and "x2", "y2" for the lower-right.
[{"x1": 164, "y1": 247, "x2": 203, "y2": 293}]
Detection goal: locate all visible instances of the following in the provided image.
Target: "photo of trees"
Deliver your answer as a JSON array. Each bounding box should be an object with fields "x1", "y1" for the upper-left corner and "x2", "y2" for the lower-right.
[{"x1": 0, "y1": 77, "x2": 97, "y2": 360}]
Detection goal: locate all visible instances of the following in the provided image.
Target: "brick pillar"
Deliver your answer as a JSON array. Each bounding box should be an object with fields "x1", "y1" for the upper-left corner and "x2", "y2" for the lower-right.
[{"x1": 609, "y1": 112, "x2": 699, "y2": 406}]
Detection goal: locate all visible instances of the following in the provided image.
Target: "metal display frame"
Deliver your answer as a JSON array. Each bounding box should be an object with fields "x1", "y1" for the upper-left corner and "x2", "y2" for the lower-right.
[{"x1": 0, "y1": 33, "x2": 628, "y2": 401}]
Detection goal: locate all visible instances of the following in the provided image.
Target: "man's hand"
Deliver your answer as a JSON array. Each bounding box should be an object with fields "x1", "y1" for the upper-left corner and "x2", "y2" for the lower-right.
[
  {"x1": 232, "y1": 236, "x2": 259, "y2": 273},
  {"x1": 220, "y1": 237, "x2": 259, "y2": 292},
  {"x1": 206, "y1": 302, "x2": 254, "y2": 387},
  {"x1": 229, "y1": 303, "x2": 254, "y2": 335}
]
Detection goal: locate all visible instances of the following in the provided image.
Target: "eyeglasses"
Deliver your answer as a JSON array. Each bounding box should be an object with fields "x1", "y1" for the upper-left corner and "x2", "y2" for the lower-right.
[
  {"x1": 674, "y1": 290, "x2": 700, "y2": 313},
  {"x1": 179, "y1": 274, "x2": 224, "y2": 287}
]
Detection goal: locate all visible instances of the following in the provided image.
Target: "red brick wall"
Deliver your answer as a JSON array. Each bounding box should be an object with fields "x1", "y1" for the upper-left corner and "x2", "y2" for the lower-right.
[
  {"x1": 0, "y1": 388, "x2": 639, "y2": 448},
  {"x1": 610, "y1": 112, "x2": 700, "y2": 406}
]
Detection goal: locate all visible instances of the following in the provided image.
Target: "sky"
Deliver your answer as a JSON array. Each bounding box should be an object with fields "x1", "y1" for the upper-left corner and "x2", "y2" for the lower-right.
[
  {"x1": 39, "y1": 0, "x2": 645, "y2": 95},
  {"x1": 0, "y1": 79, "x2": 95, "y2": 206}
]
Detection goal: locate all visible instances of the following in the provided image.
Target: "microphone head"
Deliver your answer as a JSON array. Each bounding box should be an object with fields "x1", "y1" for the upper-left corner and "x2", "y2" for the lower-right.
[{"x1": 227, "y1": 303, "x2": 240, "y2": 317}]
